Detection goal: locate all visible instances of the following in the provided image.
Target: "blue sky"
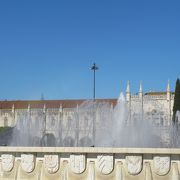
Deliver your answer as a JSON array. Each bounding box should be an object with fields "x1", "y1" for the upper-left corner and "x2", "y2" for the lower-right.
[{"x1": 0, "y1": 0, "x2": 180, "y2": 100}]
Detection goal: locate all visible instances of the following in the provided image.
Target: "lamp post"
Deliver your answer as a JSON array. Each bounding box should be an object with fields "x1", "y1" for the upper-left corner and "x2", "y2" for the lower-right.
[
  {"x1": 91, "y1": 63, "x2": 99, "y2": 100},
  {"x1": 90, "y1": 63, "x2": 99, "y2": 146}
]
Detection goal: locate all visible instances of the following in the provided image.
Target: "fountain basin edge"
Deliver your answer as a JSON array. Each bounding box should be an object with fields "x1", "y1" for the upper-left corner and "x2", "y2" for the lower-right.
[
  {"x1": 0, "y1": 146, "x2": 180, "y2": 179},
  {"x1": 0, "y1": 146, "x2": 180, "y2": 154}
]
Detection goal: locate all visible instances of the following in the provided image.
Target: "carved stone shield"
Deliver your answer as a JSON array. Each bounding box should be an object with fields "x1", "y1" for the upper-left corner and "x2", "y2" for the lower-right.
[
  {"x1": 21, "y1": 154, "x2": 35, "y2": 173},
  {"x1": 153, "y1": 156, "x2": 170, "y2": 176},
  {"x1": 70, "y1": 154, "x2": 86, "y2": 174},
  {"x1": 126, "y1": 155, "x2": 142, "y2": 175},
  {"x1": 96, "y1": 154, "x2": 114, "y2": 175},
  {"x1": 44, "y1": 155, "x2": 59, "y2": 174},
  {"x1": 1, "y1": 154, "x2": 14, "y2": 172}
]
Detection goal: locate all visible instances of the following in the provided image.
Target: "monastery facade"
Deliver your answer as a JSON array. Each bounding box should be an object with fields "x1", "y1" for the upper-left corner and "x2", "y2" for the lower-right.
[{"x1": 0, "y1": 82, "x2": 174, "y2": 128}]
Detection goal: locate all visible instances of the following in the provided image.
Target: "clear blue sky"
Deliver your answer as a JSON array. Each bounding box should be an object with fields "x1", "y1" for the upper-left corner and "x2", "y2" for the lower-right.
[{"x1": 0, "y1": 0, "x2": 180, "y2": 100}]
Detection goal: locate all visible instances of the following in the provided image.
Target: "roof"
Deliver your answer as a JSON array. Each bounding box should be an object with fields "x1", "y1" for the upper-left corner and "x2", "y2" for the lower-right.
[
  {"x1": 0, "y1": 99, "x2": 117, "y2": 109},
  {"x1": 0, "y1": 91, "x2": 174, "y2": 109},
  {"x1": 144, "y1": 91, "x2": 174, "y2": 95}
]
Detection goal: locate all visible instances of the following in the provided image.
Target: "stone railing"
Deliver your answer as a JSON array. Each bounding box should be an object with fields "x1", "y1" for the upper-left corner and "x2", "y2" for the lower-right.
[{"x1": 0, "y1": 147, "x2": 180, "y2": 179}]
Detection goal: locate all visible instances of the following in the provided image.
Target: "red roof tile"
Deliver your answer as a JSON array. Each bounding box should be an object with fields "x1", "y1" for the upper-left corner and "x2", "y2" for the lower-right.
[{"x1": 0, "y1": 99, "x2": 117, "y2": 109}]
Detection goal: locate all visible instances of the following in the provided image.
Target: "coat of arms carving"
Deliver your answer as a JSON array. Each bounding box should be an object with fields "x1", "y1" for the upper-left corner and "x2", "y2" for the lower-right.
[
  {"x1": 21, "y1": 154, "x2": 35, "y2": 173},
  {"x1": 96, "y1": 154, "x2": 114, "y2": 175},
  {"x1": 44, "y1": 155, "x2": 59, "y2": 174},
  {"x1": 1, "y1": 154, "x2": 14, "y2": 172},
  {"x1": 153, "y1": 156, "x2": 170, "y2": 175},
  {"x1": 70, "y1": 154, "x2": 86, "y2": 174},
  {"x1": 126, "y1": 155, "x2": 142, "y2": 175}
]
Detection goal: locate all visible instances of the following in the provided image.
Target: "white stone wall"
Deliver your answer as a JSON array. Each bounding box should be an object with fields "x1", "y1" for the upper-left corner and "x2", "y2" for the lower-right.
[
  {"x1": 0, "y1": 93, "x2": 174, "y2": 129},
  {"x1": 129, "y1": 94, "x2": 174, "y2": 126},
  {"x1": 0, "y1": 109, "x2": 14, "y2": 127}
]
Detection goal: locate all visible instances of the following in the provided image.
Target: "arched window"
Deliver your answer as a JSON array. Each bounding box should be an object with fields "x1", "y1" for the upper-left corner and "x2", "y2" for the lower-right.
[
  {"x1": 63, "y1": 137, "x2": 75, "y2": 147},
  {"x1": 79, "y1": 137, "x2": 93, "y2": 147},
  {"x1": 4, "y1": 117, "x2": 8, "y2": 127},
  {"x1": 67, "y1": 116, "x2": 72, "y2": 127}
]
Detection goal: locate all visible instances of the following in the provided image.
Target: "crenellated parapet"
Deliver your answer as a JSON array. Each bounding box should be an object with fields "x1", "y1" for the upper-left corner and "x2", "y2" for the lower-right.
[{"x1": 0, "y1": 147, "x2": 180, "y2": 179}]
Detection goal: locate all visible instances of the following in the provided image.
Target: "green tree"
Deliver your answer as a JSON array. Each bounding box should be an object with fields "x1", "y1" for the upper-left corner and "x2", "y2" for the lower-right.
[{"x1": 173, "y1": 78, "x2": 180, "y2": 122}]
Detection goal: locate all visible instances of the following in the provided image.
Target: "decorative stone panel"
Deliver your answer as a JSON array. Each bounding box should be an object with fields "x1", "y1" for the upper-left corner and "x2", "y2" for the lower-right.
[
  {"x1": 21, "y1": 154, "x2": 35, "y2": 173},
  {"x1": 1, "y1": 154, "x2": 14, "y2": 172},
  {"x1": 44, "y1": 155, "x2": 59, "y2": 174},
  {"x1": 70, "y1": 154, "x2": 86, "y2": 174},
  {"x1": 153, "y1": 156, "x2": 170, "y2": 176},
  {"x1": 87, "y1": 162, "x2": 95, "y2": 180},
  {"x1": 115, "y1": 162, "x2": 123, "y2": 180},
  {"x1": 171, "y1": 163, "x2": 179, "y2": 180},
  {"x1": 145, "y1": 162, "x2": 153, "y2": 180},
  {"x1": 96, "y1": 154, "x2": 114, "y2": 175},
  {"x1": 126, "y1": 155, "x2": 142, "y2": 175},
  {"x1": 1, "y1": 147, "x2": 180, "y2": 180}
]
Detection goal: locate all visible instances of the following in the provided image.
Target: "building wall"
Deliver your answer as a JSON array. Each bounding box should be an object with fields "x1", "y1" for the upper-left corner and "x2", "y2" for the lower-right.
[
  {"x1": 0, "y1": 92, "x2": 175, "y2": 147},
  {"x1": 129, "y1": 93, "x2": 174, "y2": 126},
  {"x1": 0, "y1": 93, "x2": 174, "y2": 128}
]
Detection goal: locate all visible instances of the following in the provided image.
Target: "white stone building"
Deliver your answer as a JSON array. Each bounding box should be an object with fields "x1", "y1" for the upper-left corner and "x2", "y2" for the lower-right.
[
  {"x1": 126, "y1": 81, "x2": 174, "y2": 126},
  {"x1": 0, "y1": 81, "x2": 174, "y2": 128}
]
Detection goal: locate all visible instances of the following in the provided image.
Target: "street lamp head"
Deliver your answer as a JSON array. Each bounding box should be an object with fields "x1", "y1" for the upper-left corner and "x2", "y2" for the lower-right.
[
  {"x1": 90, "y1": 62, "x2": 99, "y2": 100},
  {"x1": 91, "y1": 63, "x2": 99, "y2": 70}
]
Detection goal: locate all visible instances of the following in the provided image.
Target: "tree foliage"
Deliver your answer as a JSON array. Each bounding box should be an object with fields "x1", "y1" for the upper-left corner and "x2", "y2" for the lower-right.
[{"x1": 173, "y1": 78, "x2": 180, "y2": 122}]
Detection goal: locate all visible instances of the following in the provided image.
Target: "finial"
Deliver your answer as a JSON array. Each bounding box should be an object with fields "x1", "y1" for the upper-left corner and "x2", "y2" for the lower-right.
[
  {"x1": 139, "y1": 81, "x2": 143, "y2": 93},
  {"x1": 110, "y1": 103, "x2": 114, "y2": 110},
  {"x1": 28, "y1": 104, "x2": 31, "y2": 112},
  {"x1": 59, "y1": 104, "x2": 62, "y2": 113},
  {"x1": 76, "y1": 104, "x2": 79, "y2": 113},
  {"x1": 12, "y1": 104, "x2": 15, "y2": 113},
  {"x1": 167, "y1": 79, "x2": 170, "y2": 92},
  {"x1": 126, "y1": 80, "x2": 130, "y2": 93},
  {"x1": 43, "y1": 104, "x2": 46, "y2": 113}
]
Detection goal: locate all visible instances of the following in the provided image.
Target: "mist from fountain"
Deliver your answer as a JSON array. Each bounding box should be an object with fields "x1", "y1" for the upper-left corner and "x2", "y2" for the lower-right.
[{"x1": 9, "y1": 92, "x2": 180, "y2": 147}]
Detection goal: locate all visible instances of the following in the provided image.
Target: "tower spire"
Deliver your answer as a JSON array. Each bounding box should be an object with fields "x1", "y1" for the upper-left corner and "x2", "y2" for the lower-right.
[
  {"x1": 126, "y1": 80, "x2": 131, "y2": 101},
  {"x1": 166, "y1": 80, "x2": 171, "y2": 122},
  {"x1": 43, "y1": 104, "x2": 46, "y2": 113},
  {"x1": 12, "y1": 104, "x2": 15, "y2": 113},
  {"x1": 139, "y1": 81, "x2": 143, "y2": 93},
  {"x1": 59, "y1": 104, "x2": 62, "y2": 113},
  {"x1": 126, "y1": 80, "x2": 130, "y2": 93},
  {"x1": 167, "y1": 80, "x2": 171, "y2": 101},
  {"x1": 167, "y1": 80, "x2": 170, "y2": 92},
  {"x1": 28, "y1": 104, "x2": 31, "y2": 112},
  {"x1": 139, "y1": 81, "x2": 143, "y2": 99}
]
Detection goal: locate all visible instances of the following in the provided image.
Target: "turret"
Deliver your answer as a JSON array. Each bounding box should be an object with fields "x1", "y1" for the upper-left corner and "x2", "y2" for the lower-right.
[
  {"x1": 138, "y1": 81, "x2": 143, "y2": 120},
  {"x1": 43, "y1": 104, "x2": 46, "y2": 113},
  {"x1": 28, "y1": 104, "x2": 31, "y2": 113},
  {"x1": 76, "y1": 104, "x2": 79, "y2": 113},
  {"x1": 59, "y1": 104, "x2": 63, "y2": 113},
  {"x1": 167, "y1": 80, "x2": 171, "y2": 123},
  {"x1": 126, "y1": 80, "x2": 131, "y2": 102},
  {"x1": 139, "y1": 81, "x2": 143, "y2": 99},
  {"x1": 126, "y1": 81, "x2": 131, "y2": 122},
  {"x1": 167, "y1": 80, "x2": 171, "y2": 101},
  {"x1": 12, "y1": 104, "x2": 15, "y2": 114}
]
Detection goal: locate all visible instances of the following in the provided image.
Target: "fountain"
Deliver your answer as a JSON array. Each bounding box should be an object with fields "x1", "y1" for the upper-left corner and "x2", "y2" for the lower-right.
[
  {"x1": 6, "y1": 92, "x2": 180, "y2": 148},
  {"x1": 0, "y1": 92, "x2": 180, "y2": 179}
]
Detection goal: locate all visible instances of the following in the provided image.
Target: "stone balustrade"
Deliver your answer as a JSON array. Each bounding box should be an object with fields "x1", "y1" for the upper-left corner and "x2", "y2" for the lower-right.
[{"x1": 0, "y1": 147, "x2": 180, "y2": 179}]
